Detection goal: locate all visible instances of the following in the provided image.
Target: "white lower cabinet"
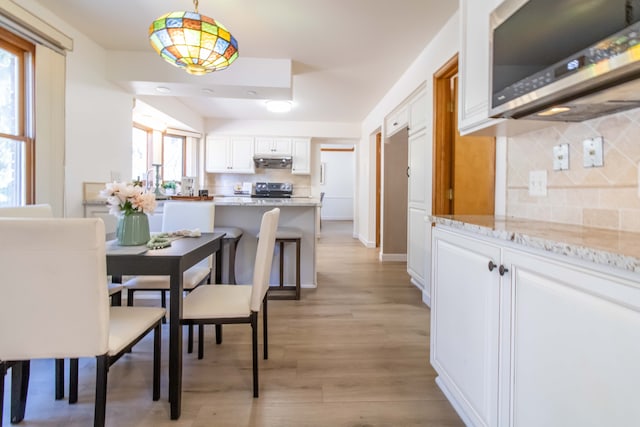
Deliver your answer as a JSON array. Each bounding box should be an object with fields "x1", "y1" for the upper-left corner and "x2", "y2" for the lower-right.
[
  {"x1": 431, "y1": 228, "x2": 500, "y2": 427},
  {"x1": 431, "y1": 226, "x2": 640, "y2": 427},
  {"x1": 500, "y1": 249, "x2": 640, "y2": 427},
  {"x1": 407, "y1": 207, "x2": 426, "y2": 290}
]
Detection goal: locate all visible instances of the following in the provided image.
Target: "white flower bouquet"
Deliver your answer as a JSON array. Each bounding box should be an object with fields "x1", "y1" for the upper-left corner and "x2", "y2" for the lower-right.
[{"x1": 100, "y1": 182, "x2": 157, "y2": 216}]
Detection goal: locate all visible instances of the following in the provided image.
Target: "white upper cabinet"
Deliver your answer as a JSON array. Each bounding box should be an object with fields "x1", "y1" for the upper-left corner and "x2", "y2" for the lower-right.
[
  {"x1": 291, "y1": 138, "x2": 311, "y2": 175},
  {"x1": 409, "y1": 89, "x2": 428, "y2": 134},
  {"x1": 255, "y1": 137, "x2": 292, "y2": 156},
  {"x1": 458, "y1": 0, "x2": 505, "y2": 135},
  {"x1": 205, "y1": 136, "x2": 255, "y2": 174},
  {"x1": 385, "y1": 105, "x2": 409, "y2": 138}
]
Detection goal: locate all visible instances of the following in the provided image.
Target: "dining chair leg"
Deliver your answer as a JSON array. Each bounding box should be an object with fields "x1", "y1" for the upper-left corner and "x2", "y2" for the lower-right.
[
  {"x1": 263, "y1": 298, "x2": 268, "y2": 360},
  {"x1": 198, "y1": 324, "x2": 205, "y2": 360},
  {"x1": 55, "y1": 359, "x2": 64, "y2": 400},
  {"x1": 215, "y1": 324, "x2": 223, "y2": 344},
  {"x1": 10, "y1": 360, "x2": 29, "y2": 424},
  {"x1": 0, "y1": 362, "x2": 6, "y2": 426},
  {"x1": 251, "y1": 312, "x2": 259, "y2": 398},
  {"x1": 94, "y1": 354, "x2": 108, "y2": 427},
  {"x1": 153, "y1": 322, "x2": 161, "y2": 401},
  {"x1": 187, "y1": 325, "x2": 193, "y2": 354},
  {"x1": 160, "y1": 291, "x2": 167, "y2": 324},
  {"x1": 69, "y1": 358, "x2": 79, "y2": 404}
]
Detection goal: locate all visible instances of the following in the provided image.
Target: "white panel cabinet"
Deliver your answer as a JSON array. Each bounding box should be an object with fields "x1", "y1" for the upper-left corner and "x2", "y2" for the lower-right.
[
  {"x1": 500, "y1": 249, "x2": 640, "y2": 427},
  {"x1": 205, "y1": 136, "x2": 255, "y2": 173},
  {"x1": 406, "y1": 120, "x2": 428, "y2": 290},
  {"x1": 255, "y1": 137, "x2": 292, "y2": 155},
  {"x1": 291, "y1": 138, "x2": 311, "y2": 175},
  {"x1": 431, "y1": 227, "x2": 501, "y2": 427},
  {"x1": 384, "y1": 105, "x2": 408, "y2": 138},
  {"x1": 458, "y1": 0, "x2": 504, "y2": 135},
  {"x1": 409, "y1": 89, "x2": 428, "y2": 133},
  {"x1": 431, "y1": 225, "x2": 640, "y2": 427},
  {"x1": 407, "y1": 207, "x2": 426, "y2": 288}
]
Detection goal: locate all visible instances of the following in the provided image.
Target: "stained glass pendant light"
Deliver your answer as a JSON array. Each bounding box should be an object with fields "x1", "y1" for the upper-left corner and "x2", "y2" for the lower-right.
[{"x1": 149, "y1": 0, "x2": 238, "y2": 76}]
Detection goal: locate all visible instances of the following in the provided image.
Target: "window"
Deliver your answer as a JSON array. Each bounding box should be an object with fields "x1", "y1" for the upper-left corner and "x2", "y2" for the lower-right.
[
  {"x1": 162, "y1": 134, "x2": 185, "y2": 182},
  {"x1": 132, "y1": 125, "x2": 151, "y2": 183},
  {"x1": 131, "y1": 125, "x2": 185, "y2": 185},
  {"x1": 0, "y1": 27, "x2": 34, "y2": 207}
]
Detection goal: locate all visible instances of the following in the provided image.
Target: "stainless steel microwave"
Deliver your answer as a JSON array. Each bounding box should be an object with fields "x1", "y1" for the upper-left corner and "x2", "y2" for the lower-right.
[{"x1": 489, "y1": 0, "x2": 640, "y2": 122}]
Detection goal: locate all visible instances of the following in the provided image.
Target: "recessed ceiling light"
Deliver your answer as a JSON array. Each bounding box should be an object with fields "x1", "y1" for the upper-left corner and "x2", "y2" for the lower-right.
[
  {"x1": 156, "y1": 86, "x2": 171, "y2": 94},
  {"x1": 247, "y1": 90, "x2": 257, "y2": 96},
  {"x1": 265, "y1": 100, "x2": 292, "y2": 113},
  {"x1": 202, "y1": 88, "x2": 215, "y2": 95}
]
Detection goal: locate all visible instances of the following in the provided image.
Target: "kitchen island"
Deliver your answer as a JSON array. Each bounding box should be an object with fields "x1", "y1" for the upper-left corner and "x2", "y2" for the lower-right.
[
  {"x1": 83, "y1": 196, "x2": 322, "y2": 289},
  {"x1": 429, "y1": 215, "x2": 640, "y2": 427},
  {"x1": 214, "y1": 196, "x2": 321, "y2": 287}
]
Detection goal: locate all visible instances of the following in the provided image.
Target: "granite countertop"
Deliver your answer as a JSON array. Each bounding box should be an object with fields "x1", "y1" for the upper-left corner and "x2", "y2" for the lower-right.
[
  {"x1": 213, "y1": 196, "x2": 321, "y2": 207},
  {"x1": 429, "y1": 215, "x2": 640, "y2": 274},
  {"x1": 85, "y1": 197, "x2": 322, "y2": 208}
]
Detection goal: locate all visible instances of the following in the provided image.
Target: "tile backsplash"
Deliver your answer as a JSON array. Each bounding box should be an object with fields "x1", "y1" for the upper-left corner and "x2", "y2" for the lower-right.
[
  {"x1": 506, "y1": 108, "x2": 640, "y2": 232},
  {"x1": 205, "y1": 169, "x2": 312, "y2": 197}
]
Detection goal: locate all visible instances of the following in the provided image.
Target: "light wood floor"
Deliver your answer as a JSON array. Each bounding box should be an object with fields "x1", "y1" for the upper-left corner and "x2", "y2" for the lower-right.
[{"x1": 2, "y1": 221, "x2": 463, "y2": 426}]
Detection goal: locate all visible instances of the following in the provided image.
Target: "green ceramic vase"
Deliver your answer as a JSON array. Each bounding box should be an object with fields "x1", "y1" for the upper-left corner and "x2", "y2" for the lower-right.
[{"x1": 116, "y1": 212, "x2": 150, "y2": 246}]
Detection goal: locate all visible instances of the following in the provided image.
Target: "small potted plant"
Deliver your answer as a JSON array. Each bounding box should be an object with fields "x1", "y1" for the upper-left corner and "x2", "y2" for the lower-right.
[{"x1": 162, "y1": 180, "x2": 177, "y2": 196}]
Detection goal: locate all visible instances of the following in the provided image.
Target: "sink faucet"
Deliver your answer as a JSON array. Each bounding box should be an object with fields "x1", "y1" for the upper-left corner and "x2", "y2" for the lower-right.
[{"x1": 146, "y1": 168, "x2": 155, "y2": 192}]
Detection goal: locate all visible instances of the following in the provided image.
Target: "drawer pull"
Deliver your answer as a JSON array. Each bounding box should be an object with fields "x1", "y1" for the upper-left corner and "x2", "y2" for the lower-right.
[{"x1": 488, "y1": 261, "x2": 497, "y2": 272}]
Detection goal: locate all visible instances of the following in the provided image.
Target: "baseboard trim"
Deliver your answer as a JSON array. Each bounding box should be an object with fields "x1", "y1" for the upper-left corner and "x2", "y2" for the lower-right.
[{"x1": 379, "y1": 253, "x2": 407, "y2": 262}]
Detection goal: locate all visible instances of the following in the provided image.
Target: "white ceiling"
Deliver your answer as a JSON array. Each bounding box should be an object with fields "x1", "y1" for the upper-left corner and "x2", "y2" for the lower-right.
[{"x1": 33, "y1": 0, "x2": 457, "y2": 124}]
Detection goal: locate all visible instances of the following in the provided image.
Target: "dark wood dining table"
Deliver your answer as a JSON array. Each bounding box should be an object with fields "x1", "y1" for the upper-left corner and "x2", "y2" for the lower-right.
[{"x1": 106, "y1": 232, "x2": 225, "y2": 420}]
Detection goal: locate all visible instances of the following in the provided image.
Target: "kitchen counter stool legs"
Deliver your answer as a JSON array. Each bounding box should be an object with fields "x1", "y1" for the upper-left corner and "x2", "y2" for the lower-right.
[
  {"x1": 269, "y1": 228, "x2": 301, "y2": 300},
  {"x1": 213, "y1": 227, "x2": 243, "y2": 284}
]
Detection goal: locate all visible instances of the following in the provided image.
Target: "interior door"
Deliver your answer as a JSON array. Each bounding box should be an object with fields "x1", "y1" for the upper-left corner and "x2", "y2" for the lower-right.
[
  {"x1": 433, "y1": 56, "x2": 495, "y2": 216},
  {"x1": 452, "y1": 77, "x2": 495, "y2": 215}
]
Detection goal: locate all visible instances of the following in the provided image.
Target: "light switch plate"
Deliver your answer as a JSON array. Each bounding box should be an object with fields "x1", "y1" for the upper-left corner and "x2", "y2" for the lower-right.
[
  {"x1": 583, "y1": 136, "x2": 604, "y2": 168},
  {"x1": 553, "y1": 144, "x2": 569, "y2": 170},
  {"x1": 529, "y1": 170, "x2": 547, "y2": 196}
]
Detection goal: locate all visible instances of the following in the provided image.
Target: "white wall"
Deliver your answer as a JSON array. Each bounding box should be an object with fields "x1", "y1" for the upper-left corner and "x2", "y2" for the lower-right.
[
  {"x1": 17, "y1": 0, "x2": 206, "y2": 219},
  {"x1": 356, "y1": 11, "x2": 460, "y2": 246},
  {"x1": 205, "y1": 118, "x2": 360, "y2": 139}
]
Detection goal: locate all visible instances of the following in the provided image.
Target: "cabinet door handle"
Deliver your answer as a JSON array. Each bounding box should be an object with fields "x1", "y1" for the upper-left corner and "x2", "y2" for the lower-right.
[
  {"x1": 499, "y1": 265, "x2": 509, "y2": 276},
  {"x1": 488, "y1": 260, "x2": 497, "y2": 272},
  {"x1": 406, "y1": 166, "x2": 410, "y2": 178}
]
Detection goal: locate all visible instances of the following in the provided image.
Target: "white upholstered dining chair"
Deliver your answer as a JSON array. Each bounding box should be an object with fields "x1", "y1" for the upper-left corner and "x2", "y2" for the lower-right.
[
  {"x1": 124, "y1": 201, "x2": 216, "y2": 309},
  {"x1": 0, "y1": 218, "x2": 165, "y2": 427},
  {"x1": 0, "y1": 204, "x2": 112, "y2": 401},
  {"x1": 0, "y1": 204, "x2": 124, "y2": 306},
  {"x1": 181, "y1": 207, "x2": 279, "y2": 398}
]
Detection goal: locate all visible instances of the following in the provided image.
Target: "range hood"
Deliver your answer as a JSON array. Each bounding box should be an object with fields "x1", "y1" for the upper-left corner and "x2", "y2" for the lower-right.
[{"x1": 253, "y1": 155, "x2": 292, "y2": 169}]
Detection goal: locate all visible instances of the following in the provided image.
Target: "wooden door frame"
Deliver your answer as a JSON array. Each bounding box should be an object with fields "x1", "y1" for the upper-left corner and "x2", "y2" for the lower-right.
[
  {"x1": 432, "y1": 54, "x2": 458, "y2": 216},
  {"x1": 375, "y1": 132, "x2": 381, "y2": 248}
]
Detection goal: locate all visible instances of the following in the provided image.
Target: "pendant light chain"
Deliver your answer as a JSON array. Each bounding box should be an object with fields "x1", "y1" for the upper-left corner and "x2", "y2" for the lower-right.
[{"x1": 193, "y1": 0, "x2": 199, "y2": 13}]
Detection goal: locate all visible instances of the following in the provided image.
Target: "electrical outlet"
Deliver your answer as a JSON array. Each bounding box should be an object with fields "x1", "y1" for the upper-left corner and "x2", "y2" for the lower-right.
[
  {"x1": 553, "y1": 144, "x2": 569, "y2": 171},
  {"x1": 529, "y1": 170, "x2": 547, "y2": 196},
  {"x1": 583, "y1": 137, "x2": 604, "y2": 168}
]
